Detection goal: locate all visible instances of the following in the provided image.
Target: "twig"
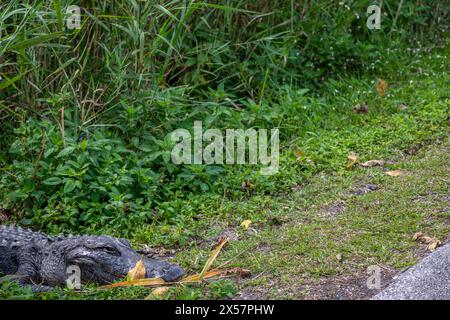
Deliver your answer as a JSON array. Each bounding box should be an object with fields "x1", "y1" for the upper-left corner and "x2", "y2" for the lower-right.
[
  {"x1": 60, "y1": 107, "x2": 65, "y2": 147},
  {"x1": 389, "y1": 0, "x2": 404, "y2": 36},
  {"x1": 32, "y1": 128, "x2": 46, "y2": 180}
]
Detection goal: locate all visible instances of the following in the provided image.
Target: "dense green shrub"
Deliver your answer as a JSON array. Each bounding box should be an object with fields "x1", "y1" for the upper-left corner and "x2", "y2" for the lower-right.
[{"x1": 1, "y1": 116, "x2": 228, "y2": 233}]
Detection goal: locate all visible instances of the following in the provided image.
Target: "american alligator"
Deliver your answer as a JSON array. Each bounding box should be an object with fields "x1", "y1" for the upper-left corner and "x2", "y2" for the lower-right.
[{"x1": 0, "y1": 225, "x2": 184, "y2": 291}]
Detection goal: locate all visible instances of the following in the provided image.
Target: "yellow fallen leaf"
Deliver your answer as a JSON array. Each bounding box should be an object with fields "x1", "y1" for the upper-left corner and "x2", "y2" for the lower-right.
[
  {"x1": 241, "y1": 220, "x2": 252, "y2": 230},
  {"x1": 412, "y1": 232, "x2": 441, "y2": 252},
  {"x1": 151, "y1": 287, "x2": 170, "y2": 296},
  {"x1": 385, "y1": 170, "x2": 405, "y2": 177},
  {"x1": 428, "y1": 242, "x2": 440, "y2": 252},
  {"x1": 200, "y1": 237, "x2": 228, "y2": 279},
  {"x1": 127, "y1": 260, "x2": 146, "y2": 281},
  {"x1": 361, "y1": 160, "x2": 385, "y2": 167},
  {"x1": 376, "y1": 79, "x2": 388, "y2": 97},
  {"x1": 346, "y1": 152, "x2": 359, "y2": 169}
]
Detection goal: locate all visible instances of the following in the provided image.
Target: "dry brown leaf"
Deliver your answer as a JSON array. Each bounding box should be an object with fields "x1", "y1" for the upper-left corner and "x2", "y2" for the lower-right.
[
  {"x1": 428, "y1": 242, "x2": 440, "y2": 252},
  {"x1": 221, "y1": 267, "x2": 251, "y2": 278},
  {"x1": 361, "y1": 160, "x2": 385, "y2": 167},
  {"x1": 421, "y1": 236, "x2": 438, "y2": 245},
  {"x1": 376, "y1": 79, "x2": 388, "y2": 97},
  {"x1": 102, "y1": 277, "x2": 166, "y2": 289},
  {"x1": 240, "y1": 220, "x2": 252, "y2": 230},
  {"x1": 346, "y1": 153, "x2": 359, "y2": 169},
  {"x1": 127, "y1": 259, "x2": 146, "y2": 281},
  {"x1": 386, "y1": 170, "x2": 405, "y2": 177},
  {"x1": 412, "y1": 232, "x2": 423, "y2": 241},
  {"x1": 412, "y1": 232, "x2": 441, "y2": 252},
  {"x1": 101, "y1": 267, "x2": 250, "y2": 289},
  {"x1": 353, "y1": 103, "x2": 369, "y2": 114}
]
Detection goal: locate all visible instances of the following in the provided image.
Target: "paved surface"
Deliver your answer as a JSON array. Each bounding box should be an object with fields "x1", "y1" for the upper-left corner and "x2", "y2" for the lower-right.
[{"x1": 374, "y1": 243, "x2": 450, "y2": 300}]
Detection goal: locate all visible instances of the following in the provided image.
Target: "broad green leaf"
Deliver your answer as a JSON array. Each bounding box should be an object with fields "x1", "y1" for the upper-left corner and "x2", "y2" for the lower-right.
[
  {"x1": 43, "y1": 177, "x2": 63, "y2": 185},
  {"x1": 64, "y1": 179, "x2": 76, "y2": 193},
  {"x1": 57, "y1": 146, "x2": 76, "y2": 158}
]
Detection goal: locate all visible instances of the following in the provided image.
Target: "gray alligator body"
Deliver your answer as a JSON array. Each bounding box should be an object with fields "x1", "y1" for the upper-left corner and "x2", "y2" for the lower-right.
[{"x1": 0, "y1": 225, "x2": 184, "y2": 291}]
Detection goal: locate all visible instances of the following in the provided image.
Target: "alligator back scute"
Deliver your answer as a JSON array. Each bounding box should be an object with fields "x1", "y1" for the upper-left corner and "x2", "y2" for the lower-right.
[
  {"x1": 0, "y1": 225, "x2": 53, "y2": 242},
  {"x1": 0, "y1": 225, "x2": 52, "y2": 276}
]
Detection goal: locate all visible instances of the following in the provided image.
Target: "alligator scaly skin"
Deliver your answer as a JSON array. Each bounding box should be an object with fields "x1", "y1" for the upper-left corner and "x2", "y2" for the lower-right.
[{"x1": 0, "y1": 225, "x2": 184, "y2": 291}]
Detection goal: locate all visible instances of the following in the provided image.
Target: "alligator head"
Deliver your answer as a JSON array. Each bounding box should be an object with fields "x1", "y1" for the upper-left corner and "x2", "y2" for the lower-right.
[{"x1": 42, "y1": 235, "x2": 184, "y2": 286}]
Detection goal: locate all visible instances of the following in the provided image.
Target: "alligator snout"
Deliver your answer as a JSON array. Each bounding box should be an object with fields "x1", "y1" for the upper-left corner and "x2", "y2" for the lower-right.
[
  {"x1": 143, "y1": 259, "x2": 185, "y2": 282},
  {"x1": 161, "y1": 264, "x2": 185, "y2": 282}
]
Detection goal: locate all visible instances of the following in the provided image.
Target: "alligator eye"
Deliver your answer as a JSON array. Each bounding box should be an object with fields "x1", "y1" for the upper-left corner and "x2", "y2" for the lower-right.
[{"x1": 99, "y1": 247, "x2": 120, "y2": 256}]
